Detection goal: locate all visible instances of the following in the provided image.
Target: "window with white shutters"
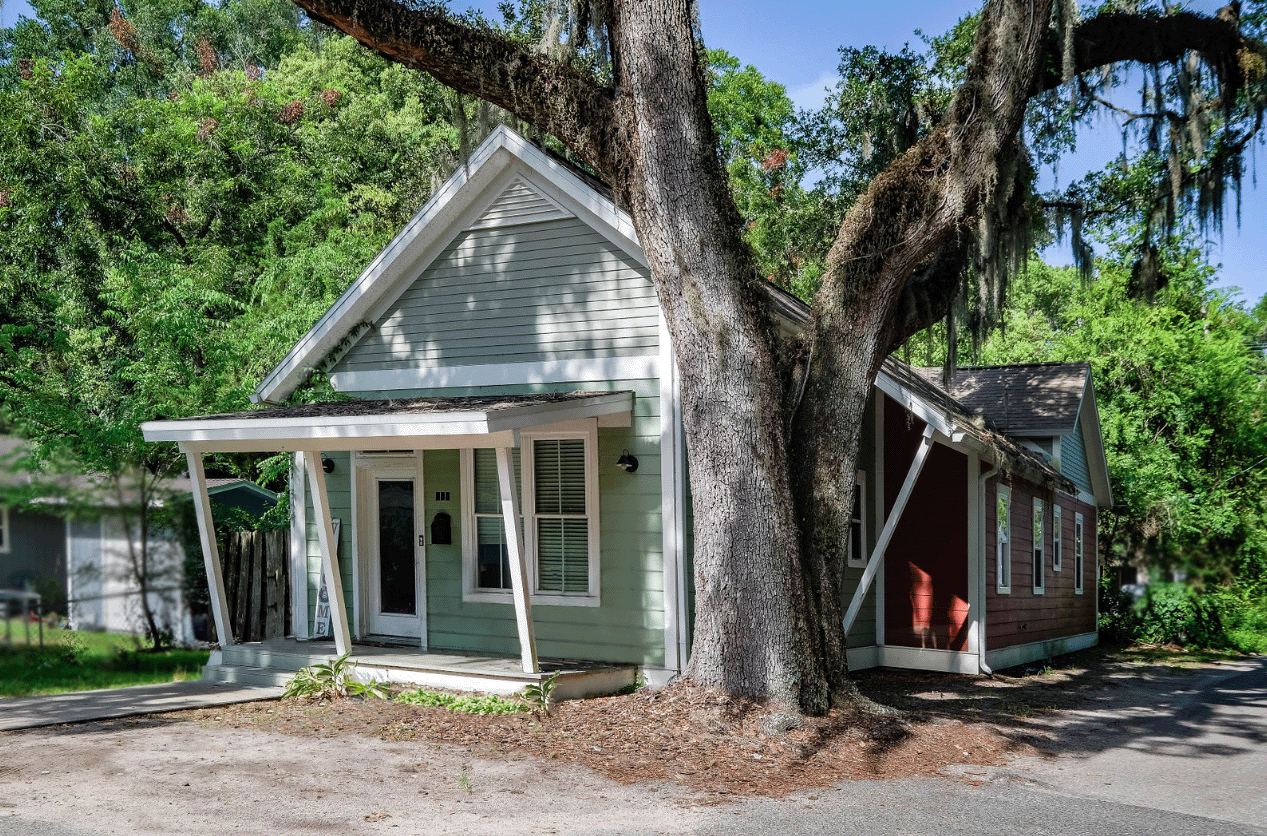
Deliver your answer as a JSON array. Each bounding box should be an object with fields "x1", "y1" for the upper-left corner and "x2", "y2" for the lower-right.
[{"x1": 461, "y1": 427, "x2": 599, "y2": 605}]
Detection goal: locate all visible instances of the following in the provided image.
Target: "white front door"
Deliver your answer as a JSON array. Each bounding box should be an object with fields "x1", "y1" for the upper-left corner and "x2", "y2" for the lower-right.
[{"x1": 364, "y1": 465, "x2": 425, "y2": 640}]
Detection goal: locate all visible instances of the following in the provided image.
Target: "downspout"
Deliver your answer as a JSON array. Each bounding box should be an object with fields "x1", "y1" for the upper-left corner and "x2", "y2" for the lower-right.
[{"x1": 977, "y1": 463, "x2": 999, "y2": 675}]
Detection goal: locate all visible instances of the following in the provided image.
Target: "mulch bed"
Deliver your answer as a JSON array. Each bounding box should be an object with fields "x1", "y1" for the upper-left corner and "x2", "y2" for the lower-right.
[{"x1": 175, "y1": 645, "x2": 1242, "y2": 798}]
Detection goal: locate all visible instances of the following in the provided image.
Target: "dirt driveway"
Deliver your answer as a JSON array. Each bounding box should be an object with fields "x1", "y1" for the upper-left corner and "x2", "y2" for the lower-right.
[{"x1": 2, "y1": 648, "x2": 1264, "y2": 836}]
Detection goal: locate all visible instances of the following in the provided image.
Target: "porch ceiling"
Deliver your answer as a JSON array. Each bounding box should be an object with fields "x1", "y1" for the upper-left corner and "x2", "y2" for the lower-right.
[{"x1": 141, "y1": 390, "x2": 634, "y2": 453}]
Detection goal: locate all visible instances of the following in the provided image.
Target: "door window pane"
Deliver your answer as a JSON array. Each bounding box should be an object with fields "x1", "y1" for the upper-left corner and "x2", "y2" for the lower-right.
[{"x1": 378, "y1": 480, "x2": 416, "y2": 615}]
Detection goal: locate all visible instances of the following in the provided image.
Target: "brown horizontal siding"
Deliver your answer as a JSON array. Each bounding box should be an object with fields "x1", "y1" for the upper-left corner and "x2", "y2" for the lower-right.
[
  {"x1": 986, "y1": 474, "x2": 1096, "y2": 651},
  {"x1": 883, "y1": 398, "x2": 970, "y2": 652}
]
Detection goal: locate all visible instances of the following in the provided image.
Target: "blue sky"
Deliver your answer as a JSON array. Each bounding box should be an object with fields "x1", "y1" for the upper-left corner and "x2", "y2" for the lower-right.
[{"x1": 3, "y1": 0, "x2": 1264, "y2": 304}]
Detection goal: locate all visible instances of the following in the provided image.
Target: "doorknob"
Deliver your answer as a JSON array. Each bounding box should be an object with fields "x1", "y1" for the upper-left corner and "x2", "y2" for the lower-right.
[{"x1": 418, "y1": 534, "x2": 425, "y2": 548}]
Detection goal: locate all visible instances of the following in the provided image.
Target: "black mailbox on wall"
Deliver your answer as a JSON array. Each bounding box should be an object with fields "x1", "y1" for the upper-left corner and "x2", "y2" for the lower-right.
[{"x1": 430, "y1": 511, "x2": 452, "y2": 545}]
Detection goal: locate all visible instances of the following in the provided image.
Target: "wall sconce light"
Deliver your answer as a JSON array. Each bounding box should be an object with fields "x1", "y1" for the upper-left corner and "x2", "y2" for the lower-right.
[
  {"x1": 321, "y1": 454, "x2": 336, "y2": 474},
  {"x1": 616, "y1": 449, "x2": 639, "y2": 473}
]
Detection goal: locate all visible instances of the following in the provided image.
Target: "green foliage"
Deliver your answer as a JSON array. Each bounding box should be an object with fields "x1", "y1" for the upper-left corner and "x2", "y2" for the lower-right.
[
  {"x1": 283, "y1": 652, "x2": 388, "y2": 699},
  {"x1": 704, "y1": 48, "x2": 835, "y2": 296},
  {"x1": 0, "y1": 626, "x2": 208, "y2": 697},
  {"x1": 964, "y1": 247, "x2": 1267, "y2": 586},
  {"x1": 520, "y1": 671, "x2": 559, "y2": 715},
  {"x1": 394, "y1": 687, "x2": 528, "y2": 715},
  {"x1": 0, "y1": 0, "x2": 465, "y2": 483},
  {"x1": 1098, "y1": 578, "x2": 1267, "y2": 653}
]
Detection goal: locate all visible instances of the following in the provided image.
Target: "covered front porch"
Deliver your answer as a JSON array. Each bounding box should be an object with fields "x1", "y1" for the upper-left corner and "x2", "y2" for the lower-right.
[
  {"x1": 141, "y1": 391, "x2": 637, "y2": 695},
  {"x1": 204, "y1": 638, "x2": 636, "y2": 700}
]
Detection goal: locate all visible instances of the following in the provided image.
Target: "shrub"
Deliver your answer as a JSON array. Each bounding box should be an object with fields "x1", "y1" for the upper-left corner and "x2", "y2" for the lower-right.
[{"x1": 394, "y1": 688, "x2": 528, "y2": 715}]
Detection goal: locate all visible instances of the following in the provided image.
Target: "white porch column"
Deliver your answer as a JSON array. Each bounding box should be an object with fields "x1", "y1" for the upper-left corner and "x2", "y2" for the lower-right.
[
  {"x1": 302, "y1": 450, "x2": 351, "y2": 656},
  {"x1": 496, "y1": 445, "x2": 539, "y2": 674},
  {"x1": 842, "y1": 426, "x2": 936, "y2": 637},
  {"x1": 182, "y1": 445, "x2": 235, "y2": 647}
]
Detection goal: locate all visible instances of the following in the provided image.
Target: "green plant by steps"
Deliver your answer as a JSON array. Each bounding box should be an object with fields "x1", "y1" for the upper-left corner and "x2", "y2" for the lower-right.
[
  {"x1": 394, "y1": 688, "x2": 527, "y2": 715},
  {"x1": 521, "y1": 672, "x2": 560, "y2": 715},
  {"x1": 283, "y1": 652, "x2": 388, "y2": 700}
]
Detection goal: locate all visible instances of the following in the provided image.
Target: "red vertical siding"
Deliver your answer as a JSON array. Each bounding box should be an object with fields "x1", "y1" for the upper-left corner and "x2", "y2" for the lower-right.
[
  {"x1": 985, "y1": 475, "x2": 1097, "y2": 650},
  {"x1": 882, "y1": 397, "x2": 970, "y2": 651}
]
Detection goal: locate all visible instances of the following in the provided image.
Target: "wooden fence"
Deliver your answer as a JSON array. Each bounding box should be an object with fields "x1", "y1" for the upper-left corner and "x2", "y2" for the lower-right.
[{"x1": 218, "y1": 529, "x2": 289, "y2": 643}]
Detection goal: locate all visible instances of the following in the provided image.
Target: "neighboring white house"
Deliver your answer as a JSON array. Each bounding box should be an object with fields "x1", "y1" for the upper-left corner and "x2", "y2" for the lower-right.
[{"x1": 1, "y1": 436, "x2": 275, "y2": 645}]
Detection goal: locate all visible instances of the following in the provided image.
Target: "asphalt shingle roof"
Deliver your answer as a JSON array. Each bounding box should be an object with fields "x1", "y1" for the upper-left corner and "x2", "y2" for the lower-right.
[{"x1": 911, "y1": 362, "x2": 1089, "y2": 435}]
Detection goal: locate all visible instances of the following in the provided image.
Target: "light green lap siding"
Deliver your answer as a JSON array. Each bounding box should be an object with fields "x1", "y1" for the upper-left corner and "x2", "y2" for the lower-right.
[
  {"x1": 332, "y1": 218, "x2": 660, "y2": 374},
  {"x1": 1063, "y1": 417, "x2": 1092, "y2": 497}
]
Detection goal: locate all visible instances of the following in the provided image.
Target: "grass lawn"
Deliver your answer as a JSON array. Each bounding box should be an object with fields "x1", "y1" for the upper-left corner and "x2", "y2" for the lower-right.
[{"x1": 0, "y1": 619, "x2": 209, "y2": 698}]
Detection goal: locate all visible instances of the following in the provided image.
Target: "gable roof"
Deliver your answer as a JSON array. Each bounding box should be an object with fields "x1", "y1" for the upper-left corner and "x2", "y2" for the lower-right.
[
  {"x1": 911, "y1": 362, "x2": 1090, "y2": 435},
  {"x1": 253, "y1": 126, "x2": 644, "y2": 406}
]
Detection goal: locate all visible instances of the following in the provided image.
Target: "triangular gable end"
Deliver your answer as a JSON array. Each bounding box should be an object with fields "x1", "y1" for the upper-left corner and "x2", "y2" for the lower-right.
[
  {"x1": 467, "y1": 176, "x2": 574, "y2": 230},
  {"x1": 252, "y1": 126, "x2": 644, "y2": 405}
]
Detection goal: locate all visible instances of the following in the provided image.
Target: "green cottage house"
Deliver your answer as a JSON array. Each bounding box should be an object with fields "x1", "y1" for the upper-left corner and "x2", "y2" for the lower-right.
[{"x1": 143, "y1": 127, "x2": 1112, "y2": 696}]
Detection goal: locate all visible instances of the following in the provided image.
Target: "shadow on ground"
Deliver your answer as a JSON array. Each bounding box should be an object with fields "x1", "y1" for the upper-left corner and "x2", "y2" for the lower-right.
[{"x1": 852, "y1": 645, "x2": 1267, "y2": 763}]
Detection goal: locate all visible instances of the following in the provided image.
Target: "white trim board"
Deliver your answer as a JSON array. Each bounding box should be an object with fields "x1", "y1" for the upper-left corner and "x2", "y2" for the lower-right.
[
  {"x1": 332, "y1": 356, "x2": 660, "y2": 394},
  {"x1": 985, "y1": 632, "x2": 1098, "y2": 672},
  {"x1": 142, "y1": 392, "x2": 635, "y2": 454},
  {"x1": 878, "y1": 645, "x2": 982, "y2": 675}
]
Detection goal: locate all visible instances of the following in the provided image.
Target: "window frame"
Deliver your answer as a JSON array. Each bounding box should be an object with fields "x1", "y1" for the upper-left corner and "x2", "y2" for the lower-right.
[
  {"x1": 1074, "y1": 512, "x2": 1085, "y2": 595},
  {"x1": 0, "y1": 505, "x2": 9, "y2": 554},
  {"x1": 460, "y1": 424, "x2": 601, "y2": 607},
  {"x1": 996, "y1": 485, "x2": 1011, "y2": 594},
  {"x1": 1032, "y1": 496, "x2": 1045, "y2": 594},
  {"x1": 1052, "y1": 504, "x2": 1062, "y2": 572},
  {"x1": 846, "y1": 470, "x2": 868, "y2": 569}
]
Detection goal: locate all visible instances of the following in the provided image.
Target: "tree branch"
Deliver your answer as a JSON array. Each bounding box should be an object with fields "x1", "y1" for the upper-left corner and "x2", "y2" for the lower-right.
[
  {"x1": 1041, "y1": 8, "x2": 1259, "y2": 95},
  {"x1": 289, "y1": 0, "x2": 620, "y2": 175}
]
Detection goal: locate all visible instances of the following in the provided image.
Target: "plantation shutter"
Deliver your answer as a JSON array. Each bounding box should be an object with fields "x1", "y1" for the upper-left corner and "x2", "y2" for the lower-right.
[
  {"x1": 533, "y1": 439, "x2": 589, "y2": 593},
  {"x1": 472, "y1": 448, "x2": 520, "y2": 590}
]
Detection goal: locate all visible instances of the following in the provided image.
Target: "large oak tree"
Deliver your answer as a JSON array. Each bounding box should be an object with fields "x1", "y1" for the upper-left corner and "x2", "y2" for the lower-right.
[{"x1": 284, "y1": 0, "x2": 1265, "y2": 712}]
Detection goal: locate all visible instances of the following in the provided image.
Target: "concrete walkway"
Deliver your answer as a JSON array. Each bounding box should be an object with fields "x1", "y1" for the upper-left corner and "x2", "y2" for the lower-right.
[{"x1": 0, "y1": 680, "x2": 284, "y2": 730}]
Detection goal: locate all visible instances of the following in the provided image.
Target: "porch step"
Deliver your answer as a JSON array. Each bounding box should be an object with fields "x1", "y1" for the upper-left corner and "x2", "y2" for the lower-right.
[
  {"x1": 221, "y1": 642, "x2": 336, "y2": 673},
  {"x1": 202, "y1": 663, "x2": 296, "y2": 688}
]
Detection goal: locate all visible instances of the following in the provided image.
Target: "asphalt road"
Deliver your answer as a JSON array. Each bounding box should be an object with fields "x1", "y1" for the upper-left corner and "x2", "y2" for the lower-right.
[{"x1": 2, "y1": 658, "x2": 1264, "y2": 836}]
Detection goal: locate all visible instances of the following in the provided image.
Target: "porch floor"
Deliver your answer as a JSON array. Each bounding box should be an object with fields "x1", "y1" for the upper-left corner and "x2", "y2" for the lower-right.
[{"x1": 203, "y1": 638, "x2": 637, "y2": 700}]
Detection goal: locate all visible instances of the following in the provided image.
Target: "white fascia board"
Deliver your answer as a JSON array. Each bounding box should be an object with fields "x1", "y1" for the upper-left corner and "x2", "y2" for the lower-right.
[
  {"x1": 484, "y1": 391, "x2": 634, "y2": 433},
  {"x1": 145, "y1": 413, "x2": 497, "y2": 444},
  {"x1": 255, "y1": 126, "x2": 646, "y2": 406},
  {"x1": 143, "y1": 392, "x2": 633, "y2": 452},
  {"x1": 1077, "y1": 377, "x2": 1114, "y2": 508},
  {"x1": 873, "y1": 369, "x2": 957, "y2": 437},
  {"x1": 331, "y1": 356, "x2": 660, "y2": 394}
]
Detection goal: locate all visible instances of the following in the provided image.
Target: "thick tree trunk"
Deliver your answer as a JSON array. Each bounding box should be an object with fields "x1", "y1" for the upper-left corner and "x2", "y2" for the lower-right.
[{"x1": 606, "y1": 0, "x2": 828, "y2": 709}]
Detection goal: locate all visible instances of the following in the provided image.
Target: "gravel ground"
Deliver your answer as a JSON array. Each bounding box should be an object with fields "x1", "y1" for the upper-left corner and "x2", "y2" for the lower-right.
[{"x1": 2, "y1": 646, "x2": 1261, "y2": 835}]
